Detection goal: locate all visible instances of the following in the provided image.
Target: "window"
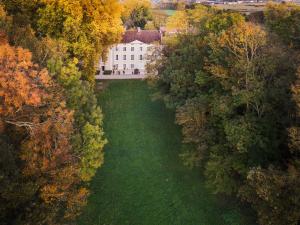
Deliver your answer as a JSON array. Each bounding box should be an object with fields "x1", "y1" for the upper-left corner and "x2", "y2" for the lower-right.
[
  {"x1": 114, "y1": 64, "x2": 118, "y2": 70},
  {"x1": 131, "y1": 47, "x2": 134, "y2": 51},
  {"x1": 116, "y1": 55, "x2": 118, "y2": 60},
  {"x1": 123, "y1": 47, "x2": 126, "y2": 51},
  {"x1": 140, "y1": 47, "x2": 143, "y2": 51},
  {"x1": 139, "y1": 55, "x2": 143, "y2": 60},
  {"x1": 131, "y1": 64, "x2": 134, "y2": 69},
  {"x1": 123, "y1": 64, "x2": 126, "y2": 69},
  {"x1": 147, "y1": 46, "x2": 151, "y2": 51},
  {"x1": 131, "y1": 55, "x2": 134, "y2": 60},
  {"x1": 123, "y1": 55, "x2": 126, "y2": 60},
  {"x1": 115, "y1": 46, "x2": 119, "y2": 51}
]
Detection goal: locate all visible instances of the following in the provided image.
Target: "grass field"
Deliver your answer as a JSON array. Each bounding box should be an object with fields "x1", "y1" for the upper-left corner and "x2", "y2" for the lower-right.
[
  {"x1": 216, "y1": 3, "x2": 265, "y2": 14},
  {"x1": 153, "y1": 9, "x2": 177, "y2": 16},
  {"x1": 77, "y1": 80, "x2": 256, "y2": 225}
]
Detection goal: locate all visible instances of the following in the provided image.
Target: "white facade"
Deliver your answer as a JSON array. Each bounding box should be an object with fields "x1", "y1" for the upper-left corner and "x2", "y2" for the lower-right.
[{"x1": 98, "y1": 40, "x2": 156, "y2": 75}]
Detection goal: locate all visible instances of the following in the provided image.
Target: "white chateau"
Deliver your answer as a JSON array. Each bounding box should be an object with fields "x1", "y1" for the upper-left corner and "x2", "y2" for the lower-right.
[{"x1": 98, "y1": 28, "x2": 161, "y2": 76}]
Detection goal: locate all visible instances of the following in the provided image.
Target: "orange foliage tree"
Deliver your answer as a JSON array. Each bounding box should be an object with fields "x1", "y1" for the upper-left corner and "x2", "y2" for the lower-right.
[{"x1": 0, "y1": 36, "x2": 88, "y2": 224}]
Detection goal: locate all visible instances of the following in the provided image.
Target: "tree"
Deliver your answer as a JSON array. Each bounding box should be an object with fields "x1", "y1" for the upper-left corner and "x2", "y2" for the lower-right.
[
  {"x1": 239, "y1": 68, "x2": 300, "y2": 225},
  {"x1": 201, "y1": 22, "x2": 294, "y2": 196},
  {"x1": 48, "y1": 57, "x2": 107, "y2": 181},
  {"x1": 241, "y1": 165, "x2": 300, "y2": 225},
  {"x1": 0, "y1": 1, "x2": 123, "y2": 224},
  {"x1": 265, "y1": 3, "x2": 300, "y2": 49},
  {"x1": 151, "y1": 10, "x2": 168, "y2": 29},
  {"x1": 166, "y1": 5, "x2": 213, "y2": 33},
  {"x1": 0, "y1": 37, "x2": 87, "y2": 224},
  {"x1": 144, "y1": 21, "x2": 156, "y2": 30},
  {"x1": 166, "y1": 10, "x2": 188, "y2": 32},
  {"x1": 2, "y1": 0, "x2": 124, "y2": 82},
  {"x1": 121, "y1": 0, "x2": 152, "y2": 29},
  {"x1": 2, "y1": 0, "x2": 115, "y2": 183},
  {"x1": 151, "y1": 8, "x2": 297, "y2": 224}
]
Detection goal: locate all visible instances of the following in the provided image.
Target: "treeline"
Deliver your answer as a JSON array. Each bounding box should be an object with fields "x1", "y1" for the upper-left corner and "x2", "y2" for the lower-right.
[
  {"x1": 149, "y1": 4, "x2": 300, "y2": 225},
  {"x1": 0, "y1": 0, "x2": 123, "y2": 224}
]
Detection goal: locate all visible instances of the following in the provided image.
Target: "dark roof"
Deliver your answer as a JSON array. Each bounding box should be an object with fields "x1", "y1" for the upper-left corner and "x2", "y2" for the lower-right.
[{"x1": 122, "y1": 30, "x2": 161, "y2": 44}]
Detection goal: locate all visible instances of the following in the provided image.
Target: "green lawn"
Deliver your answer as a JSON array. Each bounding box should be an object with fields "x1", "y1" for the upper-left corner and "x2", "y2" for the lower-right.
[
  {"x1": 78, "y1": 80, "x2": 256, "y2": 225},
  {"x1": 153, "y1": 9, "x2": 177, "y2": 17},
  {"x1": 163, "y1": 9, "x2": 177, "y2": 16}
]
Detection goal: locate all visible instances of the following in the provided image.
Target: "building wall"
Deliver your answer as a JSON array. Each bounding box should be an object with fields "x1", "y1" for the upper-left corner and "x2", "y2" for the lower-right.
[{"x1": 99, "y1": 40, "x2": 155, "y2": 75}]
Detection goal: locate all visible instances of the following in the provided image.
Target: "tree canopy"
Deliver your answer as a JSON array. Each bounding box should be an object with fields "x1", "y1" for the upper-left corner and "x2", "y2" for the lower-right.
[
  {"x1": 2, "y1": 0, "x2": 124, "y2": 82},
  {"x1": 0, "y1": 1, "x2": 123, "y2": 224},
  {"x1": 0, "y1": 36, "x2": 87, "y2": 225},
  {"x1": 150, "y1": 6, "x2": 300, "y2": 224},
  {"x1": 121, "y1": 0, "x2": 153, "y2": 29}
]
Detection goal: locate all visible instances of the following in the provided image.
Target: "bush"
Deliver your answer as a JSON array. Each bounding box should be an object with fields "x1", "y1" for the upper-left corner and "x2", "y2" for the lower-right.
[{"x1": 103, "y1": 70, "x2": 112, "y2": 75}]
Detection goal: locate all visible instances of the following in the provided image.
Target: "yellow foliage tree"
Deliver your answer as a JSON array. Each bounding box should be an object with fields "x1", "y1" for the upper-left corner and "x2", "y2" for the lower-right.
[
  {"x1": 121, "y1": 0, "x2": 152, "y2": 29},
  {"x1": 166, "y1": 10, "x2": 188, "y2": 32},
  {"x1": 165, "y1": 6, "x2": 210, "y2": 33},
  {"x1": 37, "y1": 0, "x2": 124, "y2": 82},
  {"x1": 122, "y1": 0, "x2": 152, "y2": 18}
]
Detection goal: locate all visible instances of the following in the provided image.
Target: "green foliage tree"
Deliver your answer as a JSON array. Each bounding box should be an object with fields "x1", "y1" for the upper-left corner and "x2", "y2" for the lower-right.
[
  {"x1": 265, "y1": 3, "x2": 300, "y2": 49},
  {"x1": 48, "y1": 57, "x2": 107, "y2": 181},
  {"x1": 241, "y1": 165, "x2": 300, "y2": 225},
  {"x1": 150, "y1": 8, "x2": 298, "y2": 224}
]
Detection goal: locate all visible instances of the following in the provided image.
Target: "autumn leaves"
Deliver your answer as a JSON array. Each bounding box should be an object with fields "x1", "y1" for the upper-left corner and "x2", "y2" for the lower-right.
[{"x1": 0, "y1": 1, "x2": 123, "y2": 224}]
